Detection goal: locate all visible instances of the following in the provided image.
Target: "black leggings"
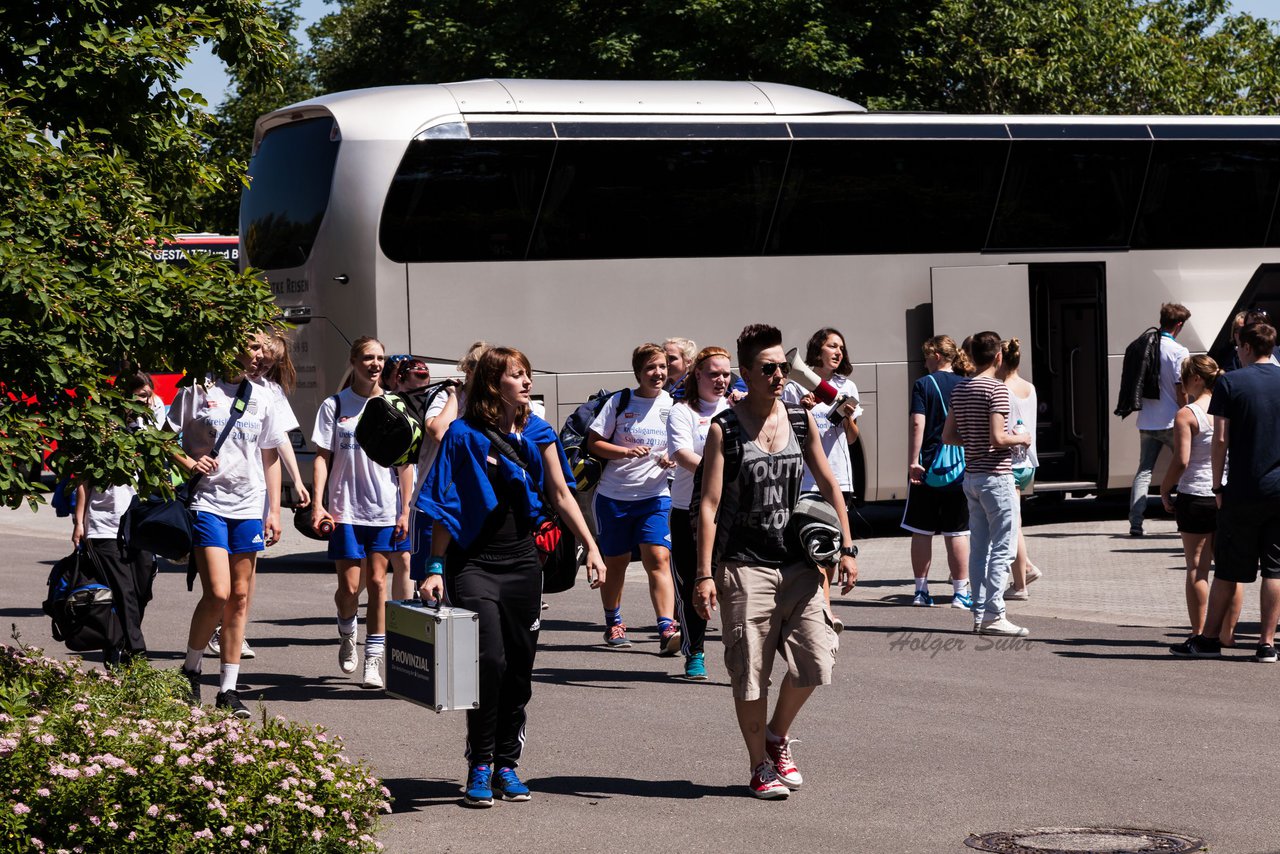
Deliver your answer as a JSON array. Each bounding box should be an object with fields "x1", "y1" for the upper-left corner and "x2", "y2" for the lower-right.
[
  {"x1": 446, "y1": 548, "x2": 542, "y2": 769},
  {"x1": 669, "y1": 508, "x2": 707, "y2": 657}
]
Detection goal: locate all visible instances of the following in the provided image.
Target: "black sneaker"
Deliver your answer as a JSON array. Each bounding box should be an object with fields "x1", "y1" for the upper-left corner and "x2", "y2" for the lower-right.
[
  {"x1": 180, "y1": 668, "x2": 202, "y2": 704},
  {"x1": 1170, "y1": 635, "x2": 1222, "y2": 658},
  {"x1": 215, "y1": 689, "x2": 252, "y2": 719},
  {"x1": 1254, "y1": 643, "x2": 1278, "y2": 663}
]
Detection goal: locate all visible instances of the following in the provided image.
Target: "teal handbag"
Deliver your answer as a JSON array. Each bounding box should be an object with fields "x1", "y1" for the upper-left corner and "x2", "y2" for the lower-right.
[{"x1": 922, "y1": 375, "x2": 966, "y2": 488}]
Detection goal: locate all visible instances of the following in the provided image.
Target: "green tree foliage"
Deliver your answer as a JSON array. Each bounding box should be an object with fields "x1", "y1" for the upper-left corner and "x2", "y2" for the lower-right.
[
  {"x1": 307, "y1": 0, "x2": 866, "y2": 99},
  {"x1": 202, "y1": 1, "x2": 319, "y2": 234},
  {"x1": 0, "y1": 3, "x2": 288, "y2": 508},
  {"x1": 891, "y1": 0, "x2": 1280, "y2": 113}
]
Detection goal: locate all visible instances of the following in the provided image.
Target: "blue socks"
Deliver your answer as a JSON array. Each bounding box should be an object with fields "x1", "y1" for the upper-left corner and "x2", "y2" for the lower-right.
[
  {"x1": 656, "y1": 616, "x2": 674, "y2": 635},
  {"x1": 604, "y1": 607, "x2": 623, "y2": 627},
  {"x1": 365, "y1": 634, "x2": 385, "y2": 657}
]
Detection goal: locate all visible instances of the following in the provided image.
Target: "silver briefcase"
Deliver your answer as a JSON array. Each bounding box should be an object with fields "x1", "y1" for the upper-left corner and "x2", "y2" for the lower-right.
[{"x1": 385, "y1": 599, "x2": 480, "y2": 712}]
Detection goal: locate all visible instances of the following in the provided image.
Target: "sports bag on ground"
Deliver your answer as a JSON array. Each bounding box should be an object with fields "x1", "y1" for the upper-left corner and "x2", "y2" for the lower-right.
[
  {"x1": 558, "y1": 388, "x2": 630, "y2": 494},
  {"x1": 42, "y1": 545, "x2": 123, "y2": 653},
  {"x1": 483, "y1": 428, "x2": 580, "y2": 594},
  {"x1": 922, "y1": 375, "x2": 965, "y2": 488},
  {"x1": 355, "y1": 383, "x2": 451, "y2": 468}
]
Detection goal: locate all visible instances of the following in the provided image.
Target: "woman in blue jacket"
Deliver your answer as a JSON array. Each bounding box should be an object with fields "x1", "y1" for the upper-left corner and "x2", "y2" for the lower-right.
[{"x1": 418, "y1": 346, "x2": 605, "y2": 808}]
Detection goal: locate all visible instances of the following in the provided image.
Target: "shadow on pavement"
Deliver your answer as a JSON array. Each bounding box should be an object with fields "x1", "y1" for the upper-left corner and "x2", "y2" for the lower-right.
[
  {"x1": 531, "y1": 775, "x2": 742, "y2": 800},
  {"x1": 382, "y1": 777, "x2": 462, "y2": 812},
  {"x1": 0, "y1": 607, "x2": 44, "y2": 618},
  {"x1": 532, "y1": 666, "x2": 683, "y2": 689}
]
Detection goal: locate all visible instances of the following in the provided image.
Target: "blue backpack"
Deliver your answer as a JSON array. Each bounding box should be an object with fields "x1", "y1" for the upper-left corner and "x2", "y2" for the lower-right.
[{"x1": 922, "y1": 375, "x2": 965, "y2": 487}]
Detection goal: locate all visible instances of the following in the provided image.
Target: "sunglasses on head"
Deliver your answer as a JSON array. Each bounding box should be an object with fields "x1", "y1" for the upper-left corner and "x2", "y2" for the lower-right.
[{"x1": 759, "y1": 361, "x2": 792, "y2": 377}]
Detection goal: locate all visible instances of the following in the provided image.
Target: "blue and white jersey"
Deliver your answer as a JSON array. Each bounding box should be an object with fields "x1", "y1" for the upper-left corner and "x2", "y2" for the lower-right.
[
  {"x1": 169, "y1": 379, "x2": 285, "y2": 519},
  {"x1": 589, "y1": 390, "x2": 673, "y2": 501},
  {"x1": 311, "y1": 388, "x2": 400, "y2": 526}
]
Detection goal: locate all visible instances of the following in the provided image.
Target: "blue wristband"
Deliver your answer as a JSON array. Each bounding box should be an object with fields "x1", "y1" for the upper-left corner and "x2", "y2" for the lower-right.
[{"x1": 427, "y1": 556, "x2": 445, "y2": 576}]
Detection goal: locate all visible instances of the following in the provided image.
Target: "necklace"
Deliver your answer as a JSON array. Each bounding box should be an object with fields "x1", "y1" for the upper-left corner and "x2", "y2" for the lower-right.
[{"x1": 757, "y1": 404, "x2": 780, "y2": 449}]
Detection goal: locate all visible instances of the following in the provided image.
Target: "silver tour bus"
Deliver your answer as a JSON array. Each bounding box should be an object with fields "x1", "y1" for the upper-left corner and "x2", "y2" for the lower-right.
[{"x1": 241, "y1": 78, "x2": 1280, "y2": 500}]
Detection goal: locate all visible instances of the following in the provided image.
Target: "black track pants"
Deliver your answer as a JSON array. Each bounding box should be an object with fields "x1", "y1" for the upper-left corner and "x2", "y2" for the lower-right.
[
  {"x1": 89, "y1": 538, "x2": 154, "y2": 654},
  {"x1": 447, "y1": 549, "x2": 541, "y2": 769},
  {"x1": 669, "y1": 508, "x2": 707, "y2": 657}
]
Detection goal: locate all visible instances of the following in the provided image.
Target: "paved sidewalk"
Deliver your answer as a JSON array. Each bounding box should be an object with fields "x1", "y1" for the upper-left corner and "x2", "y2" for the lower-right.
[{"x1": 4, "y1": 496, "x2": 1277, "y2": 854}]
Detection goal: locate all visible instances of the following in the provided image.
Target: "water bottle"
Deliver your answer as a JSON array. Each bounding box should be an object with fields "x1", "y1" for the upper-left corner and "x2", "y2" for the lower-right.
[{"x1": 1011, "y1": 419, "x2": 1028, "y2": 466}]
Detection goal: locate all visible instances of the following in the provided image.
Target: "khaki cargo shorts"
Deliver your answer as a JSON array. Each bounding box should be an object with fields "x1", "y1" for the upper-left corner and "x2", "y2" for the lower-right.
[{"x1": 716, "y1": 560, "x2": 839, "y2": 701}]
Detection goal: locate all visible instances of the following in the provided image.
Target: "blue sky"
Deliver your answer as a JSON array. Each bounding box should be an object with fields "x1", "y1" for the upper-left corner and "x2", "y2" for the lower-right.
[{"x1": 176, "y1": 0, "x2": 1280, "y2": 109}]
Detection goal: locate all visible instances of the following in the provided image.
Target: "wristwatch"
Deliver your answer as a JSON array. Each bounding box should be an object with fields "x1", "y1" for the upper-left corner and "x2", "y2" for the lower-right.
[{"x1": 841, "y1": 544, "x2": 859, "y2": 558}]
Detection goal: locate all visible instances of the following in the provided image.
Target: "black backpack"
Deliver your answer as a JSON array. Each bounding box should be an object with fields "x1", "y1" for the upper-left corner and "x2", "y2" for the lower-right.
[
  {"x1": 354, "y1": 383, "x2": 451, "y2": 468},
  {"x1": 42, "y1": 546, "x2": 123, "y2": 652},
  {"x1": 558, "y1": 388, "x2": 631, "y2": 493},
  {"x1": 1115, "y1": 327, "x2": 1161, "y2": 419},
  {"x1": 688, "y1": 404, "x2": 810, "y2": 566}
]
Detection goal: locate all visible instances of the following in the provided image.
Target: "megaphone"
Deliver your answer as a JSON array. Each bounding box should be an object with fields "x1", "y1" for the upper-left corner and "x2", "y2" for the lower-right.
[{"x1": 785, "y1": 348, "x2": 859, "y2": 422}]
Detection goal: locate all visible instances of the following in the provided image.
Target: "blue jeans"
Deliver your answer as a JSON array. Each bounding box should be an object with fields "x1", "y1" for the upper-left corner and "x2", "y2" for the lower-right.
[
  {"x1": 1129, "y1": 428, "x2": 1174, "y2": 531},
  {"x1": 962, "y1": 472, "x2": 1019, "y2": 624}
]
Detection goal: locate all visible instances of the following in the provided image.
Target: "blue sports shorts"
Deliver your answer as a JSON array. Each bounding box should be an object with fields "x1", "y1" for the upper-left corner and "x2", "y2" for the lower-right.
[
  {"x1": 593, "y1": 494, "x2": 672, "y2": 557},
  {"x1": 192, "y1": 511, "x2": 265, "y2": 554},
  {"x1": 328, "y1": 522, "x2": 410, "y2": 561}
]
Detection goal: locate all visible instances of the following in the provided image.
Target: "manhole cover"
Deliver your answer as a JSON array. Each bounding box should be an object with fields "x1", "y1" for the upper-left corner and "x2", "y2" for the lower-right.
[{"x1": 965, "y1": 827, "x2": 1206, "y2": 854}]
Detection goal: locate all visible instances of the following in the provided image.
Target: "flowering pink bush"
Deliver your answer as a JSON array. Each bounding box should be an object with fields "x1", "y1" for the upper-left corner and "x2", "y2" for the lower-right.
[{"x1": 0, "y1": 644, "x2": 389, "y2": 852}]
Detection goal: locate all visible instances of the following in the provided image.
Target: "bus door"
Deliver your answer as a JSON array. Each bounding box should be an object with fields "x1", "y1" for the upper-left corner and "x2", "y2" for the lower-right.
[
  {"x1": 1026, "y1": 262, "x2": 1108, "y2": 493},
  {"x1": 930, "y1": 262, "x2": 1107, "y2": 493}
]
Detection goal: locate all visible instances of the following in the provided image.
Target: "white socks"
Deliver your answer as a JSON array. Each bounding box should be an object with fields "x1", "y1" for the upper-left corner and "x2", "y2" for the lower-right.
[
  {"x1": 219, "y1": 663, "x2": 240, "y2": 693},
  {"x1": 185, "y1": 647, "x2": 203, "y2": 673}
]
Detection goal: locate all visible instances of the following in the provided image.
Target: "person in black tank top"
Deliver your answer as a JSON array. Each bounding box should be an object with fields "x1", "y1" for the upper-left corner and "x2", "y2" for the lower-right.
[{"x1": 692, "y1": 324, "x2": 859, "y2": 800}]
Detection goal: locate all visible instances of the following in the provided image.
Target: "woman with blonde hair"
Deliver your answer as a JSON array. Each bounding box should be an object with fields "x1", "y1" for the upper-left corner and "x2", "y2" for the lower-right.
[
  {"x1": 666, "y1": 345, "x2": 733, "y2": 680},
  {"x1": 418, "y1": 347, "x2": 605, "y2": 806},
  {"x1": 1163, "y1": 355, "x2": 1243, "y2": 651},
  {"x1": 997, "y1": 338, "x2": 1042, "y2": 600},
  {"x1": 311, "y1": 336, "x2": 414, "y2": 690}
]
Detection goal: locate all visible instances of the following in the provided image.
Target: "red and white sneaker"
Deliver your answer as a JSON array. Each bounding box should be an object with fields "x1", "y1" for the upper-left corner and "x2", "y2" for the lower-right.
[
  {"x1": 765, "y1": 730, "x2": 803, "y2": 789},
  {"x1": 749, "y1": 760, "x2": 790, "y2": 799}
]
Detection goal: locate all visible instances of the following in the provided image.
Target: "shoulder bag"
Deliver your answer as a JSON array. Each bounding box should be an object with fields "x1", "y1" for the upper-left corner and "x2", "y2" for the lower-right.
[
  {"x1": 922, "y1": 375, "x2": 965, "y2": 488},
  {"x1": 483, "y1": 428, "x2": 580, "y2": 594}
]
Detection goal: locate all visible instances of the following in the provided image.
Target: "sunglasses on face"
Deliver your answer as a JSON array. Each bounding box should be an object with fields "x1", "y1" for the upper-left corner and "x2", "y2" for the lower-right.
[{"x1": 759, "y1": 362, "x2": 792, "y2": 377}]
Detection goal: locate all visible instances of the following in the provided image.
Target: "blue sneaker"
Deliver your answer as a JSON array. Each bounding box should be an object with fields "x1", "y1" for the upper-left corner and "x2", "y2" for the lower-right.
[
  {"x1": 951, "y1": 589, "x2": 973, "y2": 610},
  {"x1": 911, "y1": 590, "x2": 934, "y2": 607},
  {"x1": 494, "y1": 767, "x2": 532, "y2": 801},
  {"x1": 682, "y1": 652, "x2": 708, "y2": 682},
  {"x1": 464, "y1": 764, "x2": 494, "y2": 807}
]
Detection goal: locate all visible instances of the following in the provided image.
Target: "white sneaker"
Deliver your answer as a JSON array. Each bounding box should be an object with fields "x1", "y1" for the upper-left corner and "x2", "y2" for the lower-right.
[
  {"x1": 978, "y1": 616, "x2": 1030, "y2": 637},
  {"x1": 1005, "y1": 588, "x2": 1030, "y2": 601},
  {"x1": 205, "y1": 627, "x2": 221, "y2": 657},
  {"x1": 338, "y1": 631, "x2": 358, "y2": 674},
  {"x1": 1026, "y1": 565, "x2": 1043, "y2": 585},
  {"x1": 362, "y1": 654, "x2": 383, "y2": 689},
  {"x1": 240, "y1": 638, "x2": 256, "y2": 660}
]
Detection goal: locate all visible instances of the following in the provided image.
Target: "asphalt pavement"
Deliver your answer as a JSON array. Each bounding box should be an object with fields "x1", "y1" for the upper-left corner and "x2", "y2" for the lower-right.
[{"x1": 3, "y1": 496, "x2": 1278, "y2": 854}]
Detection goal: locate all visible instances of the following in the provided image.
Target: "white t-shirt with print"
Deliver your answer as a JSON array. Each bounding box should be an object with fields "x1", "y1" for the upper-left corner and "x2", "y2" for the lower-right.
[
  {"x1": 666, "y1": 396, "x2": 729, "y2": 510},
  {"x1": 168, "y1": 380, "x2": 285, "y2": 519},
  {"x1": 782, "y1": 374, "x2": 860, "y2": 493},
  {"x1": 589, "y1": 390, "x2": 673, "y2": 501},
  {"x1": 312, "y1": 388, "x2": 400, "y2": 526}
]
